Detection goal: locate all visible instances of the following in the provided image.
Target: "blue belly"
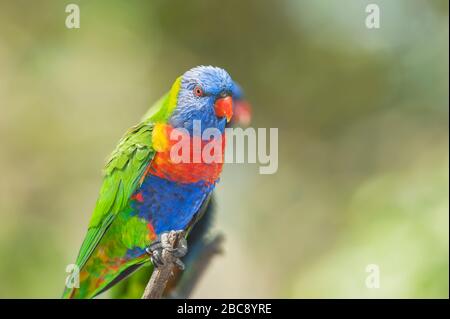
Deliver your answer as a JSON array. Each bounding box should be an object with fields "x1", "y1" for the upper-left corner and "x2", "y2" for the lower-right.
[{"x1": 130, "y1": 174, "x2": 214, "y2": 234}]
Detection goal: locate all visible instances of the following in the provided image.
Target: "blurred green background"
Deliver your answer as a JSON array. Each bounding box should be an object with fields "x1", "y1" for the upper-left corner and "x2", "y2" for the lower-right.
[{"x1": 0, "y1": 0, "x2": 448, "y2": 298}]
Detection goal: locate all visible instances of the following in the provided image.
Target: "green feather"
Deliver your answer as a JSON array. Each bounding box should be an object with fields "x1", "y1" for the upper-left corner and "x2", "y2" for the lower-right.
[
  {"x1": 73, "y1": 77, "x2": 182, "y2": 272},
  {"x1": 74, "y1": 123, "x2": 154, "y2": 271}
]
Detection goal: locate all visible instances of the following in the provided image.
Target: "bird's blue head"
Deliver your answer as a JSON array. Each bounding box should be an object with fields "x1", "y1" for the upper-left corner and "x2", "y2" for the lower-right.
[{"x1": 170, "y1": 66, "x2": 234, "y2": 135}]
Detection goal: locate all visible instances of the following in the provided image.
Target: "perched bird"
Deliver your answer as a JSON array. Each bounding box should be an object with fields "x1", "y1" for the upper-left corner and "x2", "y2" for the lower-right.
[
  {"x1": 110, "y1": 84, "x2": 252, "y2": 299},
  {"x1": 110, "y1": 198, "x2": 219, "y2": 299},
  {"x1": 63, "y1": 66, "x2": 236, "y2": 299}
]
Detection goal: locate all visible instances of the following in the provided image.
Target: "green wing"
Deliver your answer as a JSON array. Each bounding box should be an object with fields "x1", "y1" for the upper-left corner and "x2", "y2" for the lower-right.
[
  {"x1": 74, "y1": 122, "x2": 156, "y2": 270},
  {"x1": 73, "y1": 76, "x2": 182, "y2": 271}
]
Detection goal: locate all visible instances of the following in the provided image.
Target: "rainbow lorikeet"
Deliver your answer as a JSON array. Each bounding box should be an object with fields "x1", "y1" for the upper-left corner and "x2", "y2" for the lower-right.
[
  {"x1": 62, "y1": 66, "x2": 237, "y2": 299},
  {"x1": 110, "y1": 199, "x2": 219, "y2": 298},
  {"x1": 110, "y1": 86, "x2": 252, "y2": 299}
]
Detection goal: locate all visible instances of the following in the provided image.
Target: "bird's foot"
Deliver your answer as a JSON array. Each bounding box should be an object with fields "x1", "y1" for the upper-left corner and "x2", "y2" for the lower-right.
[{"x1": 146, "y1": 230, "x2": 187, "y2": 270}]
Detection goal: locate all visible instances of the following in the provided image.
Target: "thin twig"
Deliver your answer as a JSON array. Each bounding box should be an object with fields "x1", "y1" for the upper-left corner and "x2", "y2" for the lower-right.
[{"x1": 142, "y1": 230, "x2": 185, "y2": 299}]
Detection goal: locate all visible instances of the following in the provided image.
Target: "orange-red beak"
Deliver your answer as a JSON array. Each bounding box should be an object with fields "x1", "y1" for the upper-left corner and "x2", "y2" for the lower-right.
[{"x1": 214, "y1": 96, "x2": 233, "y2": 122}]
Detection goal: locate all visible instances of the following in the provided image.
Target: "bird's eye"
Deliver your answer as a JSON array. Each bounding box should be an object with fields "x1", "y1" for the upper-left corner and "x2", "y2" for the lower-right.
[{"x1": 193, "y1": 86, "x2": 204, "y2": 97}]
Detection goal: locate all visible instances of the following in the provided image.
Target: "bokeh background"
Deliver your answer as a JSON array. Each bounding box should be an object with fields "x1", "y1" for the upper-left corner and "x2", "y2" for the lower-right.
[{"x1": 0, "y1": 0, "x2": 448, "y2": 298}]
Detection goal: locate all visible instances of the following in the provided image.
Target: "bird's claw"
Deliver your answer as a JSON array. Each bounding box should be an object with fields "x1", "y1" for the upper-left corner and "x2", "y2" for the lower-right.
[{"x1": 146, "y1": 230, "x2": 187, "y2": 270}]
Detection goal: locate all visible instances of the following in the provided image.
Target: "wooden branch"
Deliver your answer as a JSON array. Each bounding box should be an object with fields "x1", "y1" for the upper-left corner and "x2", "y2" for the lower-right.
[{"x1": 142, "y1": 230, "x2": 186, "y2": 299}]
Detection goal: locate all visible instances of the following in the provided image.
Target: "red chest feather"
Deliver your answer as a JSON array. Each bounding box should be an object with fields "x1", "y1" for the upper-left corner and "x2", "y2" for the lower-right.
[{"x1": 147, "y1": 124, "x2": 225, "y2": 184}]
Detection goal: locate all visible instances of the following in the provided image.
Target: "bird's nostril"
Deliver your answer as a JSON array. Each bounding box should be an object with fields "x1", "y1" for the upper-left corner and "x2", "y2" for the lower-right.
[{"x1": 219, "y1": 91, "x2": 229, "y2": 98}]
